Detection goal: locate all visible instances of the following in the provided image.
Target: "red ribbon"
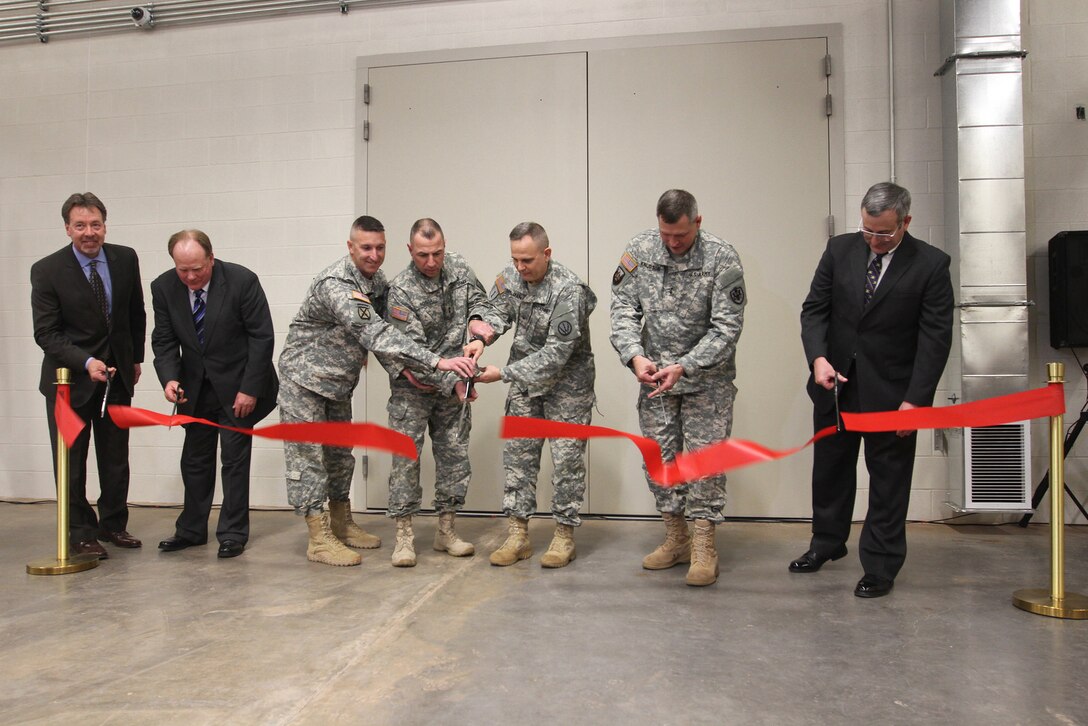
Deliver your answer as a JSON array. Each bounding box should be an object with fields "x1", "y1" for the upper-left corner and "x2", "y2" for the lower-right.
[
  {"x1": 54, "y1": 384, "x2": 86, "y2": 445},
  {"x1": 502, "y1": 384, "x2": 1066, "y2": 487},
  {"x1": 106, "y1": 405, "x2": 418, "y2": 459}
]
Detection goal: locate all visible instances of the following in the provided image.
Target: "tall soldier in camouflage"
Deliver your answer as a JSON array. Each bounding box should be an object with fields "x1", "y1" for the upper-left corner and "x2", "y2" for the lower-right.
[
  {"x1": 473, "y1": 221, "x2": 596, "y2": 569},
  {"x1": 278, "y1": 215, "x2": 477, "y2": 567},
  {"x1": 609, "y1": 189, "x2": 746, "y2": 587},
  {"x1": 376, "y1": 218, "x2": 496, "y2": 567}
]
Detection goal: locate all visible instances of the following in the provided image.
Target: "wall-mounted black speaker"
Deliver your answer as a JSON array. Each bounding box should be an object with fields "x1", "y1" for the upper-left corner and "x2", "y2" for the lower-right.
[{"x1": 1049, "y1": 230, "x2": 1088, "y2": 349}]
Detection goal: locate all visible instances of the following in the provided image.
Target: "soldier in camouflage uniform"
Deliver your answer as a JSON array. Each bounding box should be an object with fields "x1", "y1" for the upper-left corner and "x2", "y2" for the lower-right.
[
  {"x1": 278, "y1": 215, "x2": 477, "y2": 567},
  {"x1": 473, "y1": 221, "x2": 596, "y2": 569},
  {"x1": 376, "y1": 218, "x2": 496, "y2": 567},
  {"x1": 609, "y1": 190, "x2": 745, "y2": 587}
]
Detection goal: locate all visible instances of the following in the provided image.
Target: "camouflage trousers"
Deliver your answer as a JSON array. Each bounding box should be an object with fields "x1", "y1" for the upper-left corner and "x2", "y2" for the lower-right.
[
  {"x1": 502, "y1": 384, "x2": 593, "y2": 526},
  {"x1": 637, "y1": 383, "x2": 736, "y2": 523},
  {"x1": 386, "y1": 386, "x2": 471, "y2": 518},
  {"x1": 279, "y1": 376, "x2": 355, "y2": 517}
]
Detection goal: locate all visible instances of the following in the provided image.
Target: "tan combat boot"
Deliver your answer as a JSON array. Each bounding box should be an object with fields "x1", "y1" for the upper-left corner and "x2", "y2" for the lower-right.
[
  {"x1": 328, "y1": 499, "x2": 381, "y2": 549},
  {"x1": 305, "y1": 511, "x2": 362, "y2": 567},
  {"x1": 489, "y1": 517, "x2": 532, "y2": 566},
  {"x1": 539, "y1": 523, "x2": 576, "y2": 568},
  {"x1": 391, "y1": 516, "x2": 416, "y2": 567},
  {"x1": 433, "y1": 512, "x2": 475, "y2": 557},
  {"x1": 642, "y1": 512, "x2": 691, "y2": 570},
  {"x1": 686, "y1": 519, "x2": 720, "y2": 586}
]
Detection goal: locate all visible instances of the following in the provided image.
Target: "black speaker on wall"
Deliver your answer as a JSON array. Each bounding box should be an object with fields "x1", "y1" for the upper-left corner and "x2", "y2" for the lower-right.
[{"x1": 1049, "y1": 230, "x2": 1088, "y2": 349}]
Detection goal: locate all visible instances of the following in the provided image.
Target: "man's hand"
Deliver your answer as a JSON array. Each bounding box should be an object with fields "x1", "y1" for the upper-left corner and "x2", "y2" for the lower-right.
[
  {"x1": 402, "y1": 369, "x2": 437, "y2": 392},
  {"x1": 88, "y1": 359, "x2": 118, "y2": 384},
  {"x1": 233, "y1": 392, "x2": 257, "y2": 419},
  {"x1": 474, "y1": 365, "x2": 502, "y2": 384},
  {"x1": 134, "y1": 362, "x2": 142, "y2": 385},
  {"x1": 812, "y1": 356, "x2": 847, "y2": 391},
  {"x1": 630, "y1": 355, "x2": 657, "y2": 385},
  {"x1": 463, "y1": 339, "x2": 485, "y2": 361},
  {"x1": 437, "y1": 356, "x2": 477, "y2": 378},
  {"x1": 468, "y1": 319, "x2": 496, "y2": 345},
  {"x1": 896, "y1": 401, "x2": 917, "y2": 437},
  {"x1": 164, "y1": 380, "x2": 188, "y2": 404},
  {"x1": 648, "y1": 363, "x2": 684, "y2": 398},
  {"x1": 455, "y1": 380, "x2": 479, "y2": 403}
]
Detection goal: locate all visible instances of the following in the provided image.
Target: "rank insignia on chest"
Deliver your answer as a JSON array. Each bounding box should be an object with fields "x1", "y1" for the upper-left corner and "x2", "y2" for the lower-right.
[{"x1": 390, "y1": 305, "x2": 409, "y2": 322}]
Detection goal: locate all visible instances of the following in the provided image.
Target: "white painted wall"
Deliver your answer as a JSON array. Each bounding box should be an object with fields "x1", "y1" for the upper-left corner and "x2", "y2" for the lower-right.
[{"x1": 0, "y1": 0, "x2": 1080, "y2": 522}]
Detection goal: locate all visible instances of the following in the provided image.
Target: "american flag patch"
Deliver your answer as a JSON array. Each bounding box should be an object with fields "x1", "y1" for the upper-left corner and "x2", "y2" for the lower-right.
[
  {"x1": 390, "y1": 306, "x2": 409, "y2": 321},
  {"x1": 351, "y1": 291, "x2": 371, "y2": 304},
  {"x1": 620, "y1": 252, "x2": 638, "y2": 273},
  {"x1": 495, "y1": 275, "x2": 507, "y2": 294}
]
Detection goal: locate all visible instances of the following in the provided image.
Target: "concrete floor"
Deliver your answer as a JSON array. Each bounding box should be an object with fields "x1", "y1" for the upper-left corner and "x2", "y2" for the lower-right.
[{"x1": 2, "y1": 502, "x2": 1087, "y2": 725}]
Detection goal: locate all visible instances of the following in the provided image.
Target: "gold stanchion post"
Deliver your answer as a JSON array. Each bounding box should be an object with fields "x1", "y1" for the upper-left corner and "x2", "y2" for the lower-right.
[
  {"x1": 1013, "y1": 362, "x2": 1088, "y2": 618},
  {"x1": 27, "y1": 368, "x2": 100, "y2": 575}
]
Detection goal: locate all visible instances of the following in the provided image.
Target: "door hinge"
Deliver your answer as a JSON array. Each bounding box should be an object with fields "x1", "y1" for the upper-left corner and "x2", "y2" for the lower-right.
[
  {"x1": 362, "y1": 83, "x2": 370, "y2": 104},
  {"x1": 825, "y1": 93, "x2": 833, "y2": 117},
  {"x1": 363, "y1": 120, "x2": 370, "y2": 142},
  {"x1": 824, "y1": 53, "x2": 832, "y2": 77},
  {"x1": 827, "y1": 215, "x2": 835, "y2": 238}
]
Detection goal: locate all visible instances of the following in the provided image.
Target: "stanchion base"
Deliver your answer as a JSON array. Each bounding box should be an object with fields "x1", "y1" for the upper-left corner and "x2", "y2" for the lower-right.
[
  {"x1": 1012, "y1": 588, "x2": 1088, "y2": 619},
  {"x1": 26, "y1": 554, "x2": 100, "y2": 575}
]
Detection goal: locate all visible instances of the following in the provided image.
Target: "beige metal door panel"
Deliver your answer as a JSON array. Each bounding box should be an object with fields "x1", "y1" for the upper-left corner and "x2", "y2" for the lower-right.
[
  {"x1": 361, "y1": 52, "x2": 589, "y2": 512},
  {"x1": 587, "y1": 38, "x2": 831, "y2": 516}
]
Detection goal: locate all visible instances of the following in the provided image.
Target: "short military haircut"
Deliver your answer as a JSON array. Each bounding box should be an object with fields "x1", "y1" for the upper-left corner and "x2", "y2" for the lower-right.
[
  {"x1": 352, "y1": 215, "x2": 385, "y2": 234},
  {"x1": 509, "y1": 221, "x2": 549, "y2": 250},
  {"x1": 410, "y1": 217, "x2": 444, "y2": 242},
  {"x1": 861, "y1": 182, "x2": 912, "y2": 224},
  {"x1": 656, "y1": 189, "x2": 699, "y2": 224},
  {"x1": 62, "y1": 192, "x2": 107, "y2": 224},
  {"x1": 168, "y1": 229, "x2": 213, "y2": 257}
]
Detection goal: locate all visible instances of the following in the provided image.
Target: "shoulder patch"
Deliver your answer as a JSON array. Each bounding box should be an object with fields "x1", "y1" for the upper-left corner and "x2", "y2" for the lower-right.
[
  {"x1": 620, "y1": 251, "x2": 638, "y2": 273},
  {"x1": 729, "y1": 285, "x2": 745, "y2": 306},
  {"x1": 351, "y1": 291, "x2": 371, "y2": 304},
  {"x1": 494, "y1": 274, "x2": 507, "y2": 295},
  {"x1": 390, "y1": 305, "x2": 409, "y2": 322}
]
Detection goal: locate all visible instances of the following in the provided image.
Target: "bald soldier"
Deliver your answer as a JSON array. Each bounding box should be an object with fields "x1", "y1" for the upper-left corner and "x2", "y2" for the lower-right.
[{"x1": 474, "y1": 222, "x2": 596, "y2": 568}]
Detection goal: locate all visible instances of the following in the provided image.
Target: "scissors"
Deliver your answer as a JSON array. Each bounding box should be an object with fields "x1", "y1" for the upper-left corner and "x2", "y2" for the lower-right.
[
  {"x1": 100, "y1": 369, "x2": 114, "y2": 418},
  {"x1": 833, "y1": 377, "x2": 842, "y2": 432}
]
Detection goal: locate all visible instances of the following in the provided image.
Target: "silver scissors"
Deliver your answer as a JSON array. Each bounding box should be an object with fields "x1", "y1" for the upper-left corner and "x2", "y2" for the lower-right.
[{"x1": 100, "y1": 369, "x2": 114, "y2": 418}]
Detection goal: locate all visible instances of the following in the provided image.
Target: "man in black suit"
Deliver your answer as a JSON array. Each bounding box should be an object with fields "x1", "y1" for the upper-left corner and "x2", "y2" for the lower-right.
[
  {"x1": 151, "y1": 230, "x2": 278, "y2": 558},
  {"x1": 31, "y1": 192, "x2": 146, "y2": 559},
  {"x1": 790, "y1": 182, "x2": 954, "y2": 598}
]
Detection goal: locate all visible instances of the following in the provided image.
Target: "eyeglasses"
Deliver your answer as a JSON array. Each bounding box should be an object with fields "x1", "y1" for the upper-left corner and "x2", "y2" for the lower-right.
[{"x1": 857, "y1": 220, "x2": 902, "y2": 241}]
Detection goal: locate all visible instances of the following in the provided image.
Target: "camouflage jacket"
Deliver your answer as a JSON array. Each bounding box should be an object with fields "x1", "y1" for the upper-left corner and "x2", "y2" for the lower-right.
[
  {"x1": 378, "y1": 252, "x2": 494, "y2": 395},
  {"x1": 483, "y1": 259, "x2": 595, "y2": 399},
  {"x1": 609, "y1": 229, "x2": 745, "y2": 394},
  {"x1": 278, "y1": 255, "x2": 439, "y2": 400}
]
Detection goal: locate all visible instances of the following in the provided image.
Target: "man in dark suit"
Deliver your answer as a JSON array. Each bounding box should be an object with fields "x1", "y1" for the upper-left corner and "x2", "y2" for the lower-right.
[
  {"x1": 151, "y1": 230, "x2": 277, "y2": 558},
  {"x1": 791, "y1": 182, "x2": 954, "y2": 598},
  {"x1": 31, "y1": 192, "x2": 147, "y2": 559}
]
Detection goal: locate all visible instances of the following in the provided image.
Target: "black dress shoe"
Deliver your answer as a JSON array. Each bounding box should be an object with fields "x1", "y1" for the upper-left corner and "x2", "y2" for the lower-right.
[
  {"x1": 158, "y1": 535, "x2": 205, "y2": 552},
  {"x1": 74, "y1": 539, "x2": 109, "y2": 559},
  {"x1": 854, "y1": 575, "x2": 894, "y2": 598},
  {"x1": 788, "y1": 544, "x2": 848, "y2": 573},
  {"x1": 217, "y1": 540, "x2": 245, "y2": 558},
  {"x1": 98, "y1": 530, "x2": 142, "y2": 548}
]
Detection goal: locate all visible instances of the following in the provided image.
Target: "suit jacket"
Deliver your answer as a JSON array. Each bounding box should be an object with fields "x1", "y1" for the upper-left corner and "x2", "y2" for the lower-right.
[
  {"x1": 800, "y1": 231, "x2": 954, "y2": 415},
  {"x1": 31, "y1": 243, "x2": 146, "y2": 407},
  {"x1": 151, "y1": 259, "x2": 278, "y2": 426}
]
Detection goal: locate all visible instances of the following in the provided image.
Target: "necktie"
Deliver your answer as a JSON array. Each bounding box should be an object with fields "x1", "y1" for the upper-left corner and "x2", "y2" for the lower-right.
[
  {"x1": 193, "y1": 289, "x2": 206, "y2": 345},
  {"x1": 89, "y1": 260, "x2": 109, "y2": 322},
  {"x1": 864, "y1": 253, "x2": 886, "y2": 305}
]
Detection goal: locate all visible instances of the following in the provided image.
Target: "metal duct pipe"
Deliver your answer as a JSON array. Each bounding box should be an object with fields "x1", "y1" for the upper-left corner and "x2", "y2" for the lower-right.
[{"x1": 0, "y1": 0, "x2": 449, "y2": 43}]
